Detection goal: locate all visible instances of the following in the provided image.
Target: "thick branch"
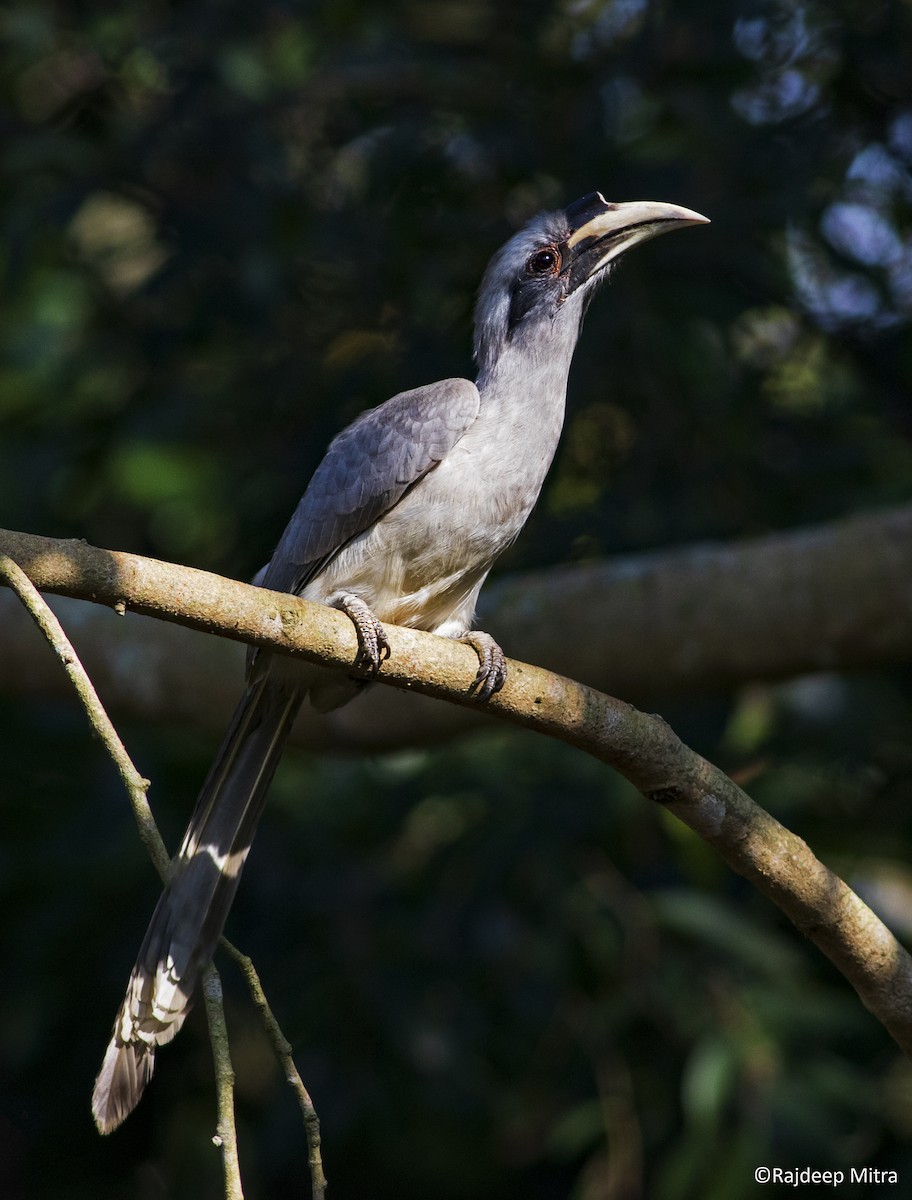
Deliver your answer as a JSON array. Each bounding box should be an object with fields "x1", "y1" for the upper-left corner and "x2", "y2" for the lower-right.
[
  {"x1": 2, "y1": 505, "x2": 911, "y2": 751},
  {"x1": 483, "y1": 501, "x2": 912, "y2": 695},
  {"x1": 2, "y1": 528, "x2": 912, "y2": 1056}
]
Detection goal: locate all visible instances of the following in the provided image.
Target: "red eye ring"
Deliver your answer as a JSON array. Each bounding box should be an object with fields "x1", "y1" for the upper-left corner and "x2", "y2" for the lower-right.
[{"x1": 526, "y1": 246, "x2": 562, "y2": 275}]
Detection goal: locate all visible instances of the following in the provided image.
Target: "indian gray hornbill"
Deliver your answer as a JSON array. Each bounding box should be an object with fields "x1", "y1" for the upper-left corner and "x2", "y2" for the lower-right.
[{"x1": 92, "y1": 190, "x2": 708, "y2": 1132}]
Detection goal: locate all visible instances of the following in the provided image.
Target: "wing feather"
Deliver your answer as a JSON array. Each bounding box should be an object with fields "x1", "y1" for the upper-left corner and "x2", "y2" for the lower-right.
[{"x1": 261, "y1": 378, "x2": 480, "y2": 594}]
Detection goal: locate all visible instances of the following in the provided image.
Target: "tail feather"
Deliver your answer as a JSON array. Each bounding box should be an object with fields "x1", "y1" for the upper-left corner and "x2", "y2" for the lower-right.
[{"x1": 92, "y1": 673, "x2": 303, "y2": 1134}]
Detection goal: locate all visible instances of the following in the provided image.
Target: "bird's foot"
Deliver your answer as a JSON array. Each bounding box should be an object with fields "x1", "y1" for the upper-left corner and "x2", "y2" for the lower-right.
[
  {"x1": 338, "y1": 594, "x2": 391, "y2": 677},
  {"x1": 458, "y1": 630, "x2": 507, "y2": 702}
]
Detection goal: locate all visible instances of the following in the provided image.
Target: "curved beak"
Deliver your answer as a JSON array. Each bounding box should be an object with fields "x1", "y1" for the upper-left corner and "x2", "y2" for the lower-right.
[{"x1": 563, "y1": 192, "x2": 710, "y2": 290}]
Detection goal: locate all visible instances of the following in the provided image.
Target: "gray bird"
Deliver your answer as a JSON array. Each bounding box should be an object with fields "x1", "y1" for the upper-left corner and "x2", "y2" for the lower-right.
[{"x1": 92, "y1": 191, "x2": 708, "y2": 1133}]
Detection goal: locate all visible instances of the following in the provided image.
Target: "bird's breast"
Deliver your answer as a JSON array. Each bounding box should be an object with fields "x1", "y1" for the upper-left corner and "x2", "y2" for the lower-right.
[{"x1": 304, "y1": 387, "x2": 566, "y2": 636}]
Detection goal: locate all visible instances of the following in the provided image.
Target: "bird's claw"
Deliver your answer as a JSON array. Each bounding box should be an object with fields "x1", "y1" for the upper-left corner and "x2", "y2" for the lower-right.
[
  {"x1": 459, "y1": 630, "x2": 507, "y2": 702},
  {"x1": 339, "y1": 594, "x2": 391, "y2": 677}
]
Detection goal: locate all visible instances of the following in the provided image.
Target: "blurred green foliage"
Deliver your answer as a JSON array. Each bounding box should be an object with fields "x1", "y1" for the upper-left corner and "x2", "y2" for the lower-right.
[{"x1": 2, "y1": 0, "x2": 912, "y2": 1196}]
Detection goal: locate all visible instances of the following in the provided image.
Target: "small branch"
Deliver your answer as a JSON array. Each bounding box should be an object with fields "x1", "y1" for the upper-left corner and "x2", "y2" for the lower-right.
[
  {"x1": 0, "y1": 553, "x2": 168, "y2": 879},
  {"x1": 204, "y1": 965, "x2": 245, "y2": 1200},
  {"x1": 0, "y1": 553, "x2": 246, "y2": 1191},
  {"x1": 221, "y1": 938, "x2": 328, "y2": 1200}
]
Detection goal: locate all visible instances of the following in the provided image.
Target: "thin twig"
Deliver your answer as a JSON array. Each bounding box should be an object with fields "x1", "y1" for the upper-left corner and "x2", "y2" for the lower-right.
[
  {"x1": 204, "y1": 965, "x2": 245, "y2": 1200},
  {"x1": 0, "y1": 554, "x2": 243, "y2": 1193},
  {"x1": 0, "y1": 553, "x2": 169, "y2": 879},
  {"x1": 221, "y1": 938, "x2": 328, "y2": 1200}
]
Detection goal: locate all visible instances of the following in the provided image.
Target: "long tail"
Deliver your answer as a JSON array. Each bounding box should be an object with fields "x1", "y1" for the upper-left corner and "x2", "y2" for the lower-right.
[{"x1": 92, "y1": 672, "x2": 304, "y2": 1134}]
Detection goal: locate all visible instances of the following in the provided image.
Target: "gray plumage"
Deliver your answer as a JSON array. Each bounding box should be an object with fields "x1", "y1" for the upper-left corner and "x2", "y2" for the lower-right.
[{"x1": 92, "y1": 191, "x2": 708, "y2": 1133}]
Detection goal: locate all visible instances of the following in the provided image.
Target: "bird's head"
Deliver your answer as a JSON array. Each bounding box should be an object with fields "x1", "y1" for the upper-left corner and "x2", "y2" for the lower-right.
[{"x1": 473, "y1": 191, "x2": 709, "y2": 374}]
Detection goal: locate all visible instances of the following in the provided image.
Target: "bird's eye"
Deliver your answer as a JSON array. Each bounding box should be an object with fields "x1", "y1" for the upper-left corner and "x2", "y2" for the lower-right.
[{"x1": 526, "y1": 247, "x2": 561, "y2": 275}]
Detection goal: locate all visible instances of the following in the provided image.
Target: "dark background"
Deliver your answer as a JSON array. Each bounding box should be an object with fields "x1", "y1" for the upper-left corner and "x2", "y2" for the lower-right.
[{"x1": 2, "y1": 1, "x2": 912, "y2": 1196}]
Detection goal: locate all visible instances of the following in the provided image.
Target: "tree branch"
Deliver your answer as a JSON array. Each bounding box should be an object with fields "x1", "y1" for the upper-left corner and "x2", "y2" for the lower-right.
[
  {"x1": 0, "y1": 553, "x2": 247, "y2": 1192},
  {"x1": 203, "y1": 965, "x2": 245, "y2": 1200},
  {"x1": 3, "y1": 528, "x2": 912, "y2": 1058},
  {"x1": 0, "y1": 553, "x2": 166, "y2": 876},
  {"x1": 1, "y1": 549, "x2": 330, "y2": 1198},
  {"x1": 220, "y1": 939, "x2": 328, "y2": 1200},
  {"x1": 2, "y1": 505, "x2": 911, "y2": 751},
  {"x1": 484, "y1": 501, "x2": 912, "y2": 698}
]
